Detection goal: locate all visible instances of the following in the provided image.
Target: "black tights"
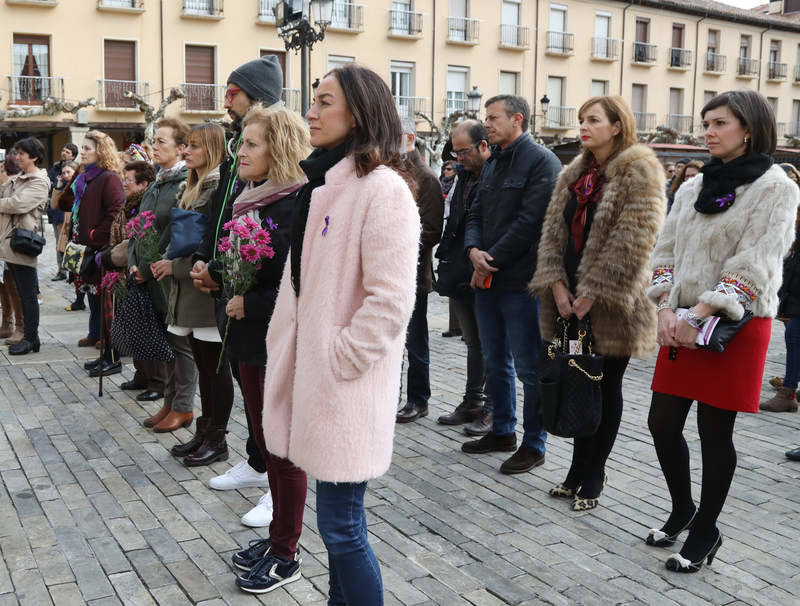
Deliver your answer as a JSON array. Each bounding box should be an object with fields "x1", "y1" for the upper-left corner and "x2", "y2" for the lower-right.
[
  {"x1": 648, "y1": 392, "x2": 737, "y2": 559},
  {"x1": 564, "y1": 356, "x2": 630, "y2": 498}
]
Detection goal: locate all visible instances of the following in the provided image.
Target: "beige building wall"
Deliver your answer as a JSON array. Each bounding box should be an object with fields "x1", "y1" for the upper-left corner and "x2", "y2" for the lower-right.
[{"x1": 4, "y1": 0, "x2": 800, "y2": 161}]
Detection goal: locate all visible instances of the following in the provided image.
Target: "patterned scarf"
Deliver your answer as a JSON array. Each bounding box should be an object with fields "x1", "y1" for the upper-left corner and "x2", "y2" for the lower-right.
[
  {"x1": 71, "y1": 163, "x2": 103, "y2": 238},
  {"x1": 155, "y1": 160, "x2": 186, "y2": 184},
  {"x1": 567, "y1": 164, "x2": 605, "y2": 253}
]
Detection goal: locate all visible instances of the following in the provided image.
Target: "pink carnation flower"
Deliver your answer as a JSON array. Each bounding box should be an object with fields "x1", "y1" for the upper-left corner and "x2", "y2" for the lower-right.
[
  {"x1": 242, "y1": 215, "x2": 259, "y2": 230},
  {"x1": 240, "y1": 244, "x2": 260, "y2": 263},
  {"x1": 223, "y1": 219, "x2": 237, "y2": 231},
  {"x1": 253, "y1": 229, "x2": 271, "y2": 246},
  {"x1": 232, "y1": 224, "x2": 250, "y2": 239},
  {"x1": 217, "y1": 237, "x2": 232, "y2": 253}
]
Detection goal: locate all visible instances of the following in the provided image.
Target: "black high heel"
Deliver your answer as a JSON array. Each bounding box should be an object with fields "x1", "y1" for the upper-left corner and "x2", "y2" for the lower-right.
[
  {"x1": 665, "y1": 533, "x2": 723, "y2": 573},
  {"x1": 645, "y1": 508, "x2": 697, "y2": 547},
  {"x1": 9, "y1": 338, "x2": 40, "y2": 355}
]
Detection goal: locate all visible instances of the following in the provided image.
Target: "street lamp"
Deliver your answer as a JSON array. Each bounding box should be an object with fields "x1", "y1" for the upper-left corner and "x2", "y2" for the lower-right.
[
  {"x1": 466, "y1": 85, "x2": 483, "y2": 116},
  {"x1": 533, "y1": 94, "x2": 550, "y2": 135},
  {"x1": 273, "y1": 0, "x2": 333, "y2": 115}
]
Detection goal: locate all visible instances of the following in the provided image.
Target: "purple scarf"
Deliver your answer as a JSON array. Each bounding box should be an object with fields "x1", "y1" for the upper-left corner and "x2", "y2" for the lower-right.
[{"x1": 72, "y1": 163, "x2": 103, "y2": 207}]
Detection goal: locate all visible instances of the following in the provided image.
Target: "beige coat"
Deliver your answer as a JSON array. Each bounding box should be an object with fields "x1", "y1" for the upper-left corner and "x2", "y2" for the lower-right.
[
  {"x1": 0, "y1": 169, "x2": 49, "y2": 268},
  {"x1": 530, "y1": 144, "x2": 666, "y2": 358}
]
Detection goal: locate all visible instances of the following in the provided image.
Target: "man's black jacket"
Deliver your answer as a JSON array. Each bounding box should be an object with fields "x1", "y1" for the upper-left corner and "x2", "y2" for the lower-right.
[{"x1": 463, "y1": 133, "x2": 561, "y2": 292}]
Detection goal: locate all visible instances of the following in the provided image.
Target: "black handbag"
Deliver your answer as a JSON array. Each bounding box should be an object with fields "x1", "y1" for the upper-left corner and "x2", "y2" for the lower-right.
[
  {"x1": 538, "y1": 316, "x2": 605, "y2": 438},
  {"x1": 110, "y1": 275, "x2": 175, "y2": 362},
  {"x1": 9, "y1": 228, "x2": 45, "y2": 257},
  {"x1": 701, "y1": 311, "x2": 753, "y2": 353}
]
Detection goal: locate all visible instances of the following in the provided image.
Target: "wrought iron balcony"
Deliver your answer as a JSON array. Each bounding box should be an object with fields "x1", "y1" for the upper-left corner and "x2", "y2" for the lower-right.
[
  {"x1": 257, "y1": 0, "x2": 278, "y2": 22},
  {"x1": 737, "y1": 57, "x2": 759, "y2": 77},
  {"x1": 669, "y1": 48, "x2": 692, "y2": 69},
  {"x1": 499, "y1": 24, "x2": 529, "y2": 49},
  {"x1": 97, "y1": 79, "x2": 149, "y2": 110},
  {"x1": 789, "y1": 121, "x2": 800, "y2": 137},
  {"x1": 447, "y1": 17, "x2": 479, "y2": 44},
  {"x1": 97, "y1": 0, "x2": 144, "y2": 9},
  {"x1": 666, "y1": 114, "x2": 693, "y2": 134},
  {"x1": 768, "y1": 62, "x2": 787, "y2": 81},
  {"x1": 705, "y1": 52, "x2": 726, "y2": 73},
  {"x1": 776, "y1": 122, "x2": 787, "y2": 136},
  {"x1": 329, "y1": 2, "x2": 364, "y2": 32},
  {"x1": 389, "y1": 9, "x2": 423, "y2": 37},
  {"x1": 182, "y1": 0, "x2": 223, "y2": 18},
  {"x1": 634, "y1": 112, "x2": 656, "y2": 132},
  {"x1": 591, "y1": 37, "x2": 620, "y2": 61},
  {"x1": 7, "y1": 75, "x2": 64, "y2": 105},
  {"x1": 544, "y1": 106, "x2": 577, "y2": 130},
  {"x1": 181, "y1": 83, "x2": 225, "y2": 112},
  {"x1": 445, "y1": 95, "x2": 466, "y2": 117},
  {"x1": 794, "y1": 65, "x2": 800, "y2": 83},
  {"x1": 395, "y1": 96, "x2": 427, "y2": 119},
  {"x1": 546, "y1": 31, "x2": 574, "y2": 56},
  {"x1": 633, "y1": 42, "x2": 657, "y2": 65},
  {"x1": 281, "y1": 88, "x2": 301, "y2": 113}
]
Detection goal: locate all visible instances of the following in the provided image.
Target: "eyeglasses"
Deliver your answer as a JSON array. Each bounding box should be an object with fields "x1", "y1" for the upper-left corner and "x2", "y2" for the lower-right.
[
  {"x1": 449, "y1": 142, "x2": 481, "y2": 159},
  {"x1": 224, "y1": 87, "x2": 242, "y2": 103},
  {"x1": 122, "y1": 177, "x2": 136, "y2": 185}
]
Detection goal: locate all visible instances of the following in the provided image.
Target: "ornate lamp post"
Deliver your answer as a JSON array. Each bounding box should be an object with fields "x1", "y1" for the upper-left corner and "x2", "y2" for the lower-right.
[
  {"x1": 533, "y1": 93, "x2": 550, "y2": 135},
  {"x1": 466, "y1": 85, "x2": 483, "y2": 118},
  {"x1": 273, "y1": 0, "x2": 333, "y2": 115}
]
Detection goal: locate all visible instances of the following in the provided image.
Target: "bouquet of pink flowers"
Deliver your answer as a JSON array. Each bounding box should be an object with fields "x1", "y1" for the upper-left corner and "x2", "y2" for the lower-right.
[
  {"x1": 126, "y1": 209, "x2": 170, "y2": 319},
  {"x1": 99, "y1": 271, "x2": 128, "y2": 301},
  {"x1": 215, "y1": 215, "x2": 276, "y2": 370}
]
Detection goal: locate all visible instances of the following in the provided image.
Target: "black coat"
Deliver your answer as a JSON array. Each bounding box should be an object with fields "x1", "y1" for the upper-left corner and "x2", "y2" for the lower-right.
[
  {"x1": 212, "y1": 190, "x2": 298, "y2": 367},
  {"x1": 435, "y1": 165, "x2": 480, "y2": 298},
  {"x1": 779, "y1": 225, "x2": 800, "y2": 317},
  {"x1": 464, "y1": 133, "x2": 561, "y2": 292}
]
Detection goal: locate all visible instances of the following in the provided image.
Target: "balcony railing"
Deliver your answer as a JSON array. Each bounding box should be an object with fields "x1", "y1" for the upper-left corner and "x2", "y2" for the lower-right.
[
  {"x1": 738, "y1": 56, "x2": 759, "y2": 77},
  {"x1": 281, "y1": 88, "x2": 301, "y2": 113},
  {"x1": 591, "y1": 37, "x2": 620, "y2": 61},
  {"x1": 181, "y1": 83, "x2": 225, "y2": 112},
  {"x1": 546, "y1": 31, "x2": 574, "y2": 55},
  {"x1": 7, "y1": 75, "x2": 64, "y2": 105},
  {"x1": 395, "y1": 96, "x2": 427, "y2": 119},
  {"x1": 183, "y1": 0, "x2": 223, "y2": 17},
  {"x1": 768, "y1": 62, "x2": 787, "y2": 80},
  {"x1": 789, "y1": 121, "x2": 800, "y2": 136},
  {"x1": 447, "y1": 17, "x2": 479, "y2": 43},
  {"x1": 499, "y1": 24, "x2": 529, "y2": 49},
  {"x1": 6, "y1": 0, "x2": 57, "y2": 5},
  {"x1": 445, "y1": 95, "x2": 466, "y2": 117},
  {"x1": 669, "y1": 48, "x2": 692, "y2": 68},
  {"x1": 98, "y1": 0, "x2": 144, "y2": 8},
  {"x1": 389, "y1": 9, "x2": 423, "y2": 37},
  {"x1": 97, "y1": 79, "x2": 149, "y2": 110},
  {"x1": 794, "y1": 65, "x2": 800, "y2": 82},
  {"x1": 634, "y1": 112, "x2": 656, "y2": 132},
  {"x1": 257, "y1": 0, "x2": 278, "y2": 21},
  {"x1": 666, "y1": 114, "x2": 693, "y2": 133},
  {"x1": 633, "y1": 42, "x2": 657, "y2": 64},
  {"x1": 776, "y1": 122, "x2": 787, "y2": 136},
  {"x1": 544, "y1": 106, "x2": 577, "y2": 129},
  {"x1": 329, "y1": 2, "x2": 364, "y2": 32},
  {"x1": 705, "y1": 52, "x2": 726, "y2": 73}
]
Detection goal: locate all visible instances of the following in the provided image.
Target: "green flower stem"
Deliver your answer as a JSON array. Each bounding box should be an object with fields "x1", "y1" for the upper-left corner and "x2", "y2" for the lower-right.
[{"x1": 216, "y1": 316, "x2": 231, "y2": 374}]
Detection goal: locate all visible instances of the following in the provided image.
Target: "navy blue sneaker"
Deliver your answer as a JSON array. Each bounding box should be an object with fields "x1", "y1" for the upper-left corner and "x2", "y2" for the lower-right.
[
  {"x1": 232, "y1": 538, "x2": 272, "y2": 571},
  {"x1": 236, "y1": 553, "x2": 302, "y2": 594}
]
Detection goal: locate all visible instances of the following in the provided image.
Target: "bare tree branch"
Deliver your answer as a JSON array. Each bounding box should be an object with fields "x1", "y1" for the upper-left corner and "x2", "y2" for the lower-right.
[{"x1": 0, "y1": 95, "x2": 96, "y2": 120}]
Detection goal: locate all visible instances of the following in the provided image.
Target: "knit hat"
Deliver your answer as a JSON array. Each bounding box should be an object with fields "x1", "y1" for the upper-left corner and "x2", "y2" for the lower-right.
[{"x1": 227, "y1": 55, "x2": 283, "y2": 105}]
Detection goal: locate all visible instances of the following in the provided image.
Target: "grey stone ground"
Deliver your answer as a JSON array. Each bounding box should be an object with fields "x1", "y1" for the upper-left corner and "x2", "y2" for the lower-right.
[{"x1": 0, "y1": 240, "x2": 799, "y2": 605}]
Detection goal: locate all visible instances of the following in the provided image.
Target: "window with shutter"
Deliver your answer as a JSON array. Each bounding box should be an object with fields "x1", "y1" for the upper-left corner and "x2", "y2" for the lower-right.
[
  {"x1": 12, "y1": 34, "x2": 50, "y2": 104},
  {"x1": 103, "y1": 40, "x2": 136, "y2": 108},
  {"x1": 185, "y1": 45, "x2": 216, "y2": 110}
]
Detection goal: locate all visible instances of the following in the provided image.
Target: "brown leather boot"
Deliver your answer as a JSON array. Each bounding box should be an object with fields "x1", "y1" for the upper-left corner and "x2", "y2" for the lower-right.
[
  {"x1": 153, "y1": 410, "x2": 194, "y2": 433},
  {"x1": 760, "y1": 387, "x2": 799, "y2": 412},
  {"x1": 0, "y1": 323, "x2": 14, "y2": 339},
  {"x1": 5, "y1": 326, "x2": 24, "y2": 345},
  {"x1": 143, "y1": 404, "x2": 170, "y2": 428},
  {"x1": 183, "y1": 426, "x2": 228, "y2": 467},
  {"x1": 171, "y1": 417, "x2": 208, "y2": 457}
]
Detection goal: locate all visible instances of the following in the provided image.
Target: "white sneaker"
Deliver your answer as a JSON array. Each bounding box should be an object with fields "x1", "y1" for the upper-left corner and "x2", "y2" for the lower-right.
[
  {"x1": 208, "y1": 461, "x2": 268, "y2": 491},
  {"x1": 241, "y1": 492, "x2": 273, "y2": 528}
]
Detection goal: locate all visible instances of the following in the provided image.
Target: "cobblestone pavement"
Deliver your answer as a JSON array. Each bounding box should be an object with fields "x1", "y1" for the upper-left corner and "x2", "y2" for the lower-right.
[{"x1": 0, "y1": 243, "x2": 799, "y2": 605}]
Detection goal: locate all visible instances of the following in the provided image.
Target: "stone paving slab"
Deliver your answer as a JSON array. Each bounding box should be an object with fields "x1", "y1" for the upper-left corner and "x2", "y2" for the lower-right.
[{"x1": 0, "y1": 243, "x2": 799, "y2": 604}]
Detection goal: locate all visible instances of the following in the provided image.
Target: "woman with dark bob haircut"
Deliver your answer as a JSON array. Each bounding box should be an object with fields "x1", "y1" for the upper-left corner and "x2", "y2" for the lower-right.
[
  {"x1": 645, "y1": 89, "x2": 799, "y2": 572},
  {"x1": 253, "y1": 64, "x2": 420, "y2": 601}
]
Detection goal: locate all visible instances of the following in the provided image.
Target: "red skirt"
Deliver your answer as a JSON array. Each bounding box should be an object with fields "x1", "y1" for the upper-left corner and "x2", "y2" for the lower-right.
[{"x1": 650, "y1": 316, "x2": 771, "y2": 413}]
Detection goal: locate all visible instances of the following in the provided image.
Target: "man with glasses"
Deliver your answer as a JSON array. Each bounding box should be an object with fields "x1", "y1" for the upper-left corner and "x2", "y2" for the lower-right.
[
  {"x1": 189, "y1": 55, "x2": 283, "y2": 529},
  {"x1": 462, "y1": 95, "x2": 561, "y2": 475},
  {"x1": 435, "y1": 120, "x2": 495, "y2": 434}
]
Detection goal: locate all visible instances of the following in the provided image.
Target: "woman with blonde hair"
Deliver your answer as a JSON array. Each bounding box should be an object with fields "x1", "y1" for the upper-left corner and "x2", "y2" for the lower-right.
[
  {"x1": 150, "y1": 122, "x2": 233, "y2": 462},
  {"x1": 71, "y1": 130, "x2": 124, "y2": 367},
  {"x1": 531, "y1": 95, "x2": 666, "y2": 511}
]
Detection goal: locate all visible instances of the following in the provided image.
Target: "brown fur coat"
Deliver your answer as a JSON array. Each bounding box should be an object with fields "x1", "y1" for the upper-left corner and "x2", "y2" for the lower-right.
[{"x1": 529, "y1": 144, "x2": 666, "y2": 358}]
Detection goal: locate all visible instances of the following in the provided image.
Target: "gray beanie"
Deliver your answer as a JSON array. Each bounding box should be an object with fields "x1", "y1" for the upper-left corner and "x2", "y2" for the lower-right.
[{"x1": 227, "y1": 55, "x2": 283, "y2": 105}]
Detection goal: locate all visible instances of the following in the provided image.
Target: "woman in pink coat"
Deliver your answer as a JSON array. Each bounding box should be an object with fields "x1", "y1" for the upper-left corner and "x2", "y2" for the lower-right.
[{"x1": 261, "y1": 64, "x2": 420, "y2": 603}]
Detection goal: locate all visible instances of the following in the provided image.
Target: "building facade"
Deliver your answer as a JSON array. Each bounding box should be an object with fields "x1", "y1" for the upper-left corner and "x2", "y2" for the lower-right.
[{"x1": 4, "y1": 0, "x2": 800, "y2": 160}]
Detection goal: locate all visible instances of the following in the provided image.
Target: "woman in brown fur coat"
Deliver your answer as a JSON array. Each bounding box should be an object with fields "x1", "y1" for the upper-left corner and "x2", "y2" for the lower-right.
[{"x1": 530, "y1": 95, "x2": 665, "y2": 511}]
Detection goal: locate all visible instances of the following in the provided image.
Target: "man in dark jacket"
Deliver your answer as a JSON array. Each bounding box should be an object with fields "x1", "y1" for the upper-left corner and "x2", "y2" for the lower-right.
[
  {"x1": 47, "y1": 142, "x2": 78, "y2": 280},
  {"x1": 434, "y1": 120, "x2": 493, "y2": 433},
  {"x1": 189, "y1": 55, "x2": 283, "y2": 525},
  {"x1": 462, "y1": 95, "x2": 561, "y2": 475},
  {"x1": 396, "y1": 117, "x2": 444, "y2": 423}
]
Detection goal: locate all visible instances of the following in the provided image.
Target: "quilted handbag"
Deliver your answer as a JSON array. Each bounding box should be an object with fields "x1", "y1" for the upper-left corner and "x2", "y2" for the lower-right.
[
  {"x1": 538, "y1": 316, "x2": 604, "y2": 438},
  {"x1": 9, "y1": 228, "x2": 45, "y2": 257},
  {"x1": 62, "y1": 241, "x2": 92, "y2": 275},
  {"x1": 166, "y1": 207, "x2": 209, "y2": 260},
  {"x1": 111, "y1": 275, "x2": 174, "y2": 362}
]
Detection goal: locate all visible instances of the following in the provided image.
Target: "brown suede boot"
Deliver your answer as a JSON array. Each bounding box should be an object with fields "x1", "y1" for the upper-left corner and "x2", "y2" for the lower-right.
[
  {"x1": 0, "y1": 323, "x2": 13, "y2": 339},
  {"x1": 760, "y1": 386, "x2": 799, "y2": 412},
  {"x1": 5, "y1": 326, "x2": 24, "y2": 345}
]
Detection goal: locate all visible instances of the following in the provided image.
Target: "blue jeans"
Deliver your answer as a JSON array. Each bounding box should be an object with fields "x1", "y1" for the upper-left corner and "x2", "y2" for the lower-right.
[
  {"x1": 475, "y1": 289, "x2": 547, "y2": 454},
  {"x1": 784, "y1": 318, "x2": 800, "y2": 389},
  {"x1": 316, "y1": 481, "x2": 382, "y2": 606},
  {"x1": 405, "y1": 292, "x2": 430, "y2": 405}
]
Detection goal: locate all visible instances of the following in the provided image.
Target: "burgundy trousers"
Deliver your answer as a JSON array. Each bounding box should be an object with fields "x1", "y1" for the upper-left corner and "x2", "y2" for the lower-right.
[{"x1": 239, "y1": 362, "x2": 307, "y2": 559}]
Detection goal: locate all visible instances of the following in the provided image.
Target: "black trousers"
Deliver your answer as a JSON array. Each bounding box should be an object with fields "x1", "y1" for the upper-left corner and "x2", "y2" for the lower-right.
[
  {"x1": 187, "y1": 336, "x2": 233, "y2": 442},
  {"x1": 8, "y1": 263, "x2": 38, "y2": 342}
]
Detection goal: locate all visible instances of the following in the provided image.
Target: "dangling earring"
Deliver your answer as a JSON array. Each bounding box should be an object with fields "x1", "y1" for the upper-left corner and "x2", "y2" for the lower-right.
[{"x1": 744, "y1": 136, "x2": 749, "y2": 145}]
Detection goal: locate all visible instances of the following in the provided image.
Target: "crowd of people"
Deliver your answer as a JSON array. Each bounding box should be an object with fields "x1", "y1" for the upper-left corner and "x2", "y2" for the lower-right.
[{"x1": 0, "y1": 52, "x2": 798, "y2": 599}]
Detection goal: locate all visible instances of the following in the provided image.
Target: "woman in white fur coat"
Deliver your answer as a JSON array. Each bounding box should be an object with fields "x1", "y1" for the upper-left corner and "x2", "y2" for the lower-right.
[
  {"x1": 262, "y1": 65, "x2": 420, "y2": 604},
  {"x1": 645, "y1": 90, "x2": 799, "y2": 573}
]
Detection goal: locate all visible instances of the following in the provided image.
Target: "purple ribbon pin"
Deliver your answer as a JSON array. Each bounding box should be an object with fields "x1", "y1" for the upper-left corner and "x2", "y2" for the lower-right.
[
  {"x1": 322, "y1": 215, "x2": 330, "y2": 236},
  {"x1": 715, "y1": 193, "x2": 734, "y2": 208},
  {"x1": 266, "y1": 217, "x2": 277, "y2": 231}
]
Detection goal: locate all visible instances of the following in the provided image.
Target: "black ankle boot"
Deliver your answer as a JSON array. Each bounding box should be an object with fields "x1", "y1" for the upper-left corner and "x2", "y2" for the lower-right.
[
  {"x1": 9, "y1": 338, "x2": 40, "y2": 355},
  {"x1": 183, "y1": 440, "x2": 229, "y2": 467},
  {"x1": 171, "y1": 417, "x2": 208, "y2": 457}
]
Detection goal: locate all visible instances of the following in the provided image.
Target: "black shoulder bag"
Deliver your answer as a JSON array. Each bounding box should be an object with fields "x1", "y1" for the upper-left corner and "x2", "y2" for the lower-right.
[
  {"x1": 538, "y1": 316, "x2": 605, "y2": 438},
  {"x1": 10, "y1": 228, "x2": 45, "y2": 257}
]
